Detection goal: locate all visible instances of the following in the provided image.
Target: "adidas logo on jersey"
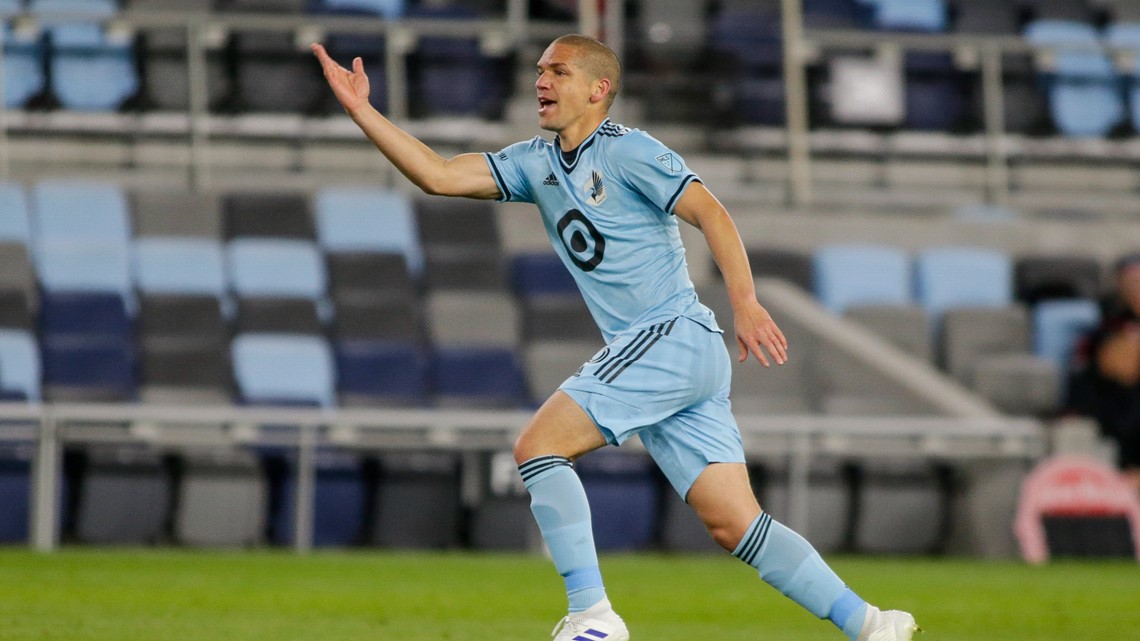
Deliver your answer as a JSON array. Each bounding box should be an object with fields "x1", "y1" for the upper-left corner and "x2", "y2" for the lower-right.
[{"x1": 543, "y1": 173, "x2": 560, "y2": 186}]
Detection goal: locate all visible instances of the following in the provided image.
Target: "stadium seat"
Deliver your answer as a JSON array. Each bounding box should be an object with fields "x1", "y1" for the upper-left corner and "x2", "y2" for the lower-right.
[
  {"x1": 327, "y1": 252, "x2": 416, "y2": 301},
  {"x1": 0, "y1": 328, "x2": 41, "y2": 401},
  {"x1": 31, "y1": 180, "x2": 131, "y2": 247},
  {"x1": 520, "y1": 294, "x2": 597, "y2": 342},
  {"x1": 404, "y1": 5, "x2": 512, "y2": 118},
  {"x1": 752, "y1": 458, "x2": 851, "y2": 553},
  {"x1": 137, "y1": 294, "x2": 227, "y2": 347},
  {"x1": 73, "y1": 446, "x2": 170, "y2": 544},
  {"x1": 126, "y1": 0, "x2": 226, "y2": 111},
  {"x1": 0, "y1": 288, "x2": 33, "y2": 330},
  {"x1": 914, "y1": 246, "x2": 1013, "y2": 318},
  {"x1": 314, "y1": 187, "x2": 422, "y2": 277},
  {"x1": 431, "y1": 347, "x2": 528, "y2": 408},
  {"x1": 510, "y1": 253, "x2": 578, "y2": 298},
  {"x1": 32, "y1": 0, "x2": 139, "y2": 111},
  {"x1": 903, "y1": 51, "x2": 967, "y2": 131},
  {"x1": 223, "y1": 192, "x2": 315, "y2": 241},
  {"x1": 1024, "y1": 20, "x2": 1126, "y2": 137},
  {"x1": 1105, "y1": 23, "x2": 1140, "y2": 134},
  {"x1": 417, "y1": 198, "x2": 506, "y2": 290},
  {"x1": 41, "y1": 338, "x2": 136, "y2": 402},
  {"x1": 971, "y1": 353, "x2": 1062, "y2": 416},
  {"x1": 812, "y1": 244, "x2": 912, "y2": 315},
  {"x1": 426, "y1": 290, "x2": 520, "y2": 348},
  {"x1": 131, "y1": 190, "x2": 223, "y2": 239},
  {"x1": 0, "y1": 243, "x2": 38, "y2": 311},
  {"x1": 522, "y1": 340, "x2": 599, "y2": 404},
  {"x1": 708, "y1": 8, "x2": 785, "y2": 124},
  {"x1": 953, "y1": 0, "x2": 1021, "y2": 34},
  {"x1": 231, "y1": 333, "x2": 337, "y2": 407},
  {"x1": 576, "y1": 450, "x2": 661, "y2": 551},
  {"x1": 36, "y1": 242, "x2": 133, "y2": 308},
  {"x1": 872, "y1": 0, "x2": 947, "y2": 32},
  {"x1": 632, "y1": 0, "x2": 708, "y2": 67},
  {"x1": 226, "y1": 238, "x2": 327, "y2": 300},
  {"x1": 335, "y1": 340, "x2": 429, "y2": 407},
  {"x1": 845, "y1": 304, "x2": 934, "y2": 363},
  {"x1": 941, "y1": 305, "x2": 1031, "y2": 384},
  {"x1": 1031, "y1": 0, "x2": 1099, "y2": 24},
  {"x1": 133, "y1": 238, "x2": 227, "y2": 299},
  {"x1": 0, "y1": 444, "x2": 33, "y2": 542},
  {"x1": 1, "y1": 19, "x2": 46, "y2": 109},
  {"x1": 803, "y1": 0, "x2": 866, "y2": 29},
  {"x1": 852, "y1": 461, "x2": 949, "y2": 554},
  {"x1": 1014, "y1": 254, "x2": 1103, "y2": 304},
  {"x1": 1105, "y1": 0, "x2": 1140, "y2": 22},
  {"x1": 0, "y1": 182, "x2": 31, "y2": 245},
  {"x1": 307, "y1": 1, "x2": 398, "y2": 113},
  {"x1": 217, "y1": 0, "x2": 324, "y2": 114},
  {"x1": 271, "y1": 449, "x2": 369, "y2": 547},
  {"x1": 1033, "y1": 298, "x2": 1101, "y2": 369},
  {"x1": 333, "y1": 296, "x2": 423, "y2": 343},
  {"x1": 138, "y1": 339, "x2": 232, "y2": 404},
  {"x1": 744, "y1": 245, "x2": 815, "y2": 292},
  {"x1": 173, "y1": 448, "x2": 267, "y2": 547},
  {"x1": 370, "y1": 451, "x2": 462, "y2": 549}
]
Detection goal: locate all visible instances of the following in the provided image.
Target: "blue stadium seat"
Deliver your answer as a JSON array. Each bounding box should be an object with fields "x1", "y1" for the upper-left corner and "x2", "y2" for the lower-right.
[
  {"x1": 36, "y1": 242, "x2": 132, "y2": 305},
  {"x1": 0, "y1": 328, "x2": 41, "y2": 401},
  {"x1": 0, "y1": 444, "x2": 32, "y2": 542},
  {"x1": 1033, "y1": 298, "x2": 1101, "y2": 369},
  {"x1": 231, "y1": 333, "x2": 337, "y2": 407},
  {"x1": 915, "y1": 246, "x2": 1012, "y2": 318},
  {"x1": 709, "y1": 8, "x2": 785, "y2": 124},
  {"x1": 0, "y1": 182, "x2": 31, "y2": 244},
  {"x1": 2, "y1": 20, "x2": 46, "y2": 109},
  {"x1": 32, "y1": 0, "x2": 139, "y2": 110},
  {"x1": 904, "y1": 52, "x2": 967, "y2": 131},
  {"x1": 576, "y1": 450, "x2": 661, "y2": 551},
  {"x1": 226, "y1": 238, "x2": 327, "y2": 300},
  {"x1": 39, "y1": 291, "x2": 131, "y2": 342},
  {"x1": 313, "y1": 187, "x2": 423, "y2": 277},
  {"x1": 1025, "y1": 20, "x2": 1126, "y2": 137},
  {"x1": 804, "y1": 0, "x2": 866, "y2": 29},
  {"x1": 133, "y1": 237, "x2": 227, "y2": 299},
  {"x1": 335, "y1": 340, "x2": 429, "y2": 407},
  {"x1": 1105, "y1": 23, "x2": 1140, "y2": 133},
  {"x1": 405, "y1": 5, "x2": 511, "y2": 118},
  {"x1": 31, "y1": 179, "x2": 131, "y2": 247},
  {"x1": 509, "y1": 253, "x2": 578, "y2": 298},
  {"x1": 431, "y1": 347, "x2": 527, "y2": 408},
  {"x1": 311, "y1": 0, "x2": 404, "y2": 18},
  {"x1": 812, "y1": 244, "x2": 912, "y2": 314},
  {"x1": 873, "y1": 0, "x2": 947, "y2": 32},
  {"x1": 40, "y1": 338, "x2": 136, "y2": 401},
  {"x1": 271, "y1": 449, "x2": 368, "y2": 547}
]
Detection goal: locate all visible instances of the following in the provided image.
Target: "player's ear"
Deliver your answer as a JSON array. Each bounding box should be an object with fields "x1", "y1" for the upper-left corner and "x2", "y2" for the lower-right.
[{"x1": 590, "y1": 78, "x2": 612, "y2": 105}]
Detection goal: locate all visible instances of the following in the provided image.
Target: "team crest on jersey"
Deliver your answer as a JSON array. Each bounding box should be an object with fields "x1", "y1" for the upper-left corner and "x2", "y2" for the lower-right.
[
  {"x1": 656, "y1": 153, "x2": 681, "y2": 173},
  {"x1": 583, "y1": 170, "x2": 607, "y2": 206}
]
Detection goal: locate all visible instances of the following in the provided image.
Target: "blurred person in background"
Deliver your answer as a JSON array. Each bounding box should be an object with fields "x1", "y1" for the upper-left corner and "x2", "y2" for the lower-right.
[{"x1": 1068, "y1": 252, "x2": 1140, "y2": 494}]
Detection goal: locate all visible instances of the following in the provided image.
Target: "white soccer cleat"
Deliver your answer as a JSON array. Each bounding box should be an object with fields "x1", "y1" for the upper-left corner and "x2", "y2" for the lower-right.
[
  {"x1": 857, "y1": 606, "x2": 920, "y2": 641},
  {"x1": 550, "y1": 598, "x2": 630, "y2": 641}
]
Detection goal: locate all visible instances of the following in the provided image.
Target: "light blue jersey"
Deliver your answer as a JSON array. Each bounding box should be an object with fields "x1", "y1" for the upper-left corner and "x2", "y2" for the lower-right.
[{"x1": 484, "y1": 118, "x2": 719, "y2": 342}]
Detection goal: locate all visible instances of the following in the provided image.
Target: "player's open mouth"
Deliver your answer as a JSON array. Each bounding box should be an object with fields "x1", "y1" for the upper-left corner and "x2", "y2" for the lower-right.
[{"x1": 538, "y1": 98, "x2": 556, "y2": 114}]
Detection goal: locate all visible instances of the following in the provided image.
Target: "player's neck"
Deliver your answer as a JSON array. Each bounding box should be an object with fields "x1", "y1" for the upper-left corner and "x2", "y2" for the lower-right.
[{"x1": 556, "y1": 112, "x2": 609, "y2": 152}]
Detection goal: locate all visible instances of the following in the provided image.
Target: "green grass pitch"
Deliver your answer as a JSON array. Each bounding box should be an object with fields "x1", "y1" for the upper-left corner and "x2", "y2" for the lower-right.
[{"x1": 0, "y1": 549, "x2": 1136, "y2": 640}]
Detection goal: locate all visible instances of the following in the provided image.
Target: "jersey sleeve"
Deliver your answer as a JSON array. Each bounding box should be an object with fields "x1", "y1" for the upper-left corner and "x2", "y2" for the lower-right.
[
  {"x1": 612, "y1": 132, "x2": 701, "y2": 215},
  {"x1": 483, "y1": 139, "x2": 537, "y2": 204}
]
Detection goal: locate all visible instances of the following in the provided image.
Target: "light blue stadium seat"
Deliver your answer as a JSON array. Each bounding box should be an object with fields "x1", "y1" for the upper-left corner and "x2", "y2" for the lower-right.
[
  {"x1": 0, "y1": 182, "x2": 31, "y2": 244},
  {"x1": 915, "y1": 246, "x2": 1012, "y2": 318},
  {"x1": 313, "y1": 186, "x2": 423, "y2": 277},
  {"x1": 0, "y1": 328, "x2": 41, "y2": 401},
  {"x1": 226, "y1": 239, "x2": 327, "y2": 300},
  {"x1": 1033, "y1": 298, "x2": 1101, "y2": 369},
  {"x1": 231, "y1": 333, "x2": 336, "y2": 407},
  {"x1": 874, "y1": 0, "x2": 947, "y2": 32},
  {"x1": 36, "y1": 242, "x2": 132, "y2": 305},
  {"x1": 312, "y1": 0, "x2": 404, "y2": 18},
  {"x1": 1105, "y1": 23, "x2": 1140, "y2": 132},
  {"x1": 2, "y1": 20, "x2": 47, "y2": 109},
  {"x1": 32, "y1": 0, "x2": 138, "y2": 110},
  {"x1": 133, "y1": 237, "x2": 226, "y2": 298},
  {"x1": 812, "y1": 244, "x2": 912, "y2": 315},
  {"x1": 31, "y1": 179, "x2": 131, "y2": 247},
  {"x1": 1025, "y1": 20, "x2": 1125, "y2": 137}
]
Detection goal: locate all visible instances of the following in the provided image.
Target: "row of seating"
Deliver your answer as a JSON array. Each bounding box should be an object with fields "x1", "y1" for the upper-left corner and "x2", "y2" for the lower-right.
[{"x1": 1, "y1": 0, "x2": 513, "y2": 116}]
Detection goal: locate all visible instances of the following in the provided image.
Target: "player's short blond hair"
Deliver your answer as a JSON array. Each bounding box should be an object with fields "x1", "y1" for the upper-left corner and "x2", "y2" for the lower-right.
[{"x1": 551, "y1": 34, "x2": 622, "y2": 108}]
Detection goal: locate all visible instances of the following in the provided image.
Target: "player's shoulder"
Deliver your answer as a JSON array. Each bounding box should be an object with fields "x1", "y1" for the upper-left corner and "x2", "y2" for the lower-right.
[
  {"x1": 496, "y1": 135, "x2": 550, "y2": 160},
  {"x1": 599, "y1": 122, "x2": 674, "y2": 158}
]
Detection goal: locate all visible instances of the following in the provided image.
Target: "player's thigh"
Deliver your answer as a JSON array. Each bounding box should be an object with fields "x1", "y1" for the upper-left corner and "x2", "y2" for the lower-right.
[{"x1": 513, "y1": 390, "x2": 609, "y2": 463}]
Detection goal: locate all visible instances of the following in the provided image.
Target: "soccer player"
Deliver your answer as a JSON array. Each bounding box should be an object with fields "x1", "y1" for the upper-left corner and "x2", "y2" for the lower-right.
[{"x1": 312, "y1": 34, "x2": 919, "y2": 641}]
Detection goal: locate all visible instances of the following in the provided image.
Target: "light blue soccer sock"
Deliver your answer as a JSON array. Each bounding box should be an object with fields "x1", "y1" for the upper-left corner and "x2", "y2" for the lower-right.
[
  {"x1": 520, "y1": 455, "x2": 607, "y2": 613},
  {"x1": 733, "y1": 512, "x2": 868, "y2": 640}
]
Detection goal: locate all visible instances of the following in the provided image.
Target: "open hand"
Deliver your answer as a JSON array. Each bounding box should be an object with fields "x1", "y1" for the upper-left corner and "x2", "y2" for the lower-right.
[
  {"x1": 735, "y1": 300, "x2": 788, "y2": 367},
  {"x1": 311, "y1": 42, "x2": 370, "y2": 114}
]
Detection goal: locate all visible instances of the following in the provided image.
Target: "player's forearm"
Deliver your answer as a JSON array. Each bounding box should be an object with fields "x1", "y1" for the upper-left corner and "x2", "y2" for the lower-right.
[
  {"x1": 701, "y1": 210, "x2": 760, "y2": 310},
  {"x1": 346, "y1": 103, "x2": 452, "y2": 194}
]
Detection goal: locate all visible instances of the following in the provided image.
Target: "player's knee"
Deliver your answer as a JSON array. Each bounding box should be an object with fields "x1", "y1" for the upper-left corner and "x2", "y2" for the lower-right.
[{"x1": 706, "y1": 522, "x2": 745, "y2": 552}]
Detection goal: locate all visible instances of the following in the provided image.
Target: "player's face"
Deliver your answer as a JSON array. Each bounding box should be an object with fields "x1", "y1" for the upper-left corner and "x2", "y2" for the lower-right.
[{"x1": 535, "y1": 43, "x2": 596, "y2": 134}]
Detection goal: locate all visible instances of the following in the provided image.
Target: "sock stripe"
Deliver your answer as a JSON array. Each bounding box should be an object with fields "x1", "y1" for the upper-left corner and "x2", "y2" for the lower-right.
[
  {"x1": 518, "y1": 455, "x2": 572, "y2": 484},
  {"x1": 734, "y1": 512, "x2": 773, "y2": 567}
]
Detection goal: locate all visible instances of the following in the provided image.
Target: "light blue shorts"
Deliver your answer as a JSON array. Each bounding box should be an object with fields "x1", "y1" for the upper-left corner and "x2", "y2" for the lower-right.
[{"x1": 559, "y1": 316, "x2": 745, "y2": 500}]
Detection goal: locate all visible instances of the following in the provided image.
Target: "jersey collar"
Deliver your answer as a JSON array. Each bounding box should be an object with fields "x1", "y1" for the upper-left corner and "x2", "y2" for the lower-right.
[{"x1": 554, "y1": 118, "x2": 610, "y2": 175}]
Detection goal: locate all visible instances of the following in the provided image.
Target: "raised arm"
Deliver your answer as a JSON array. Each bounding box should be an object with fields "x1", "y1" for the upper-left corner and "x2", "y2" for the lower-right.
[
  {"x1": 312, "y1": 43, "x2": 501, "y2": 199},
  {"x1": 673, "y1": 182, "x2": 788, "y2": 367}
]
